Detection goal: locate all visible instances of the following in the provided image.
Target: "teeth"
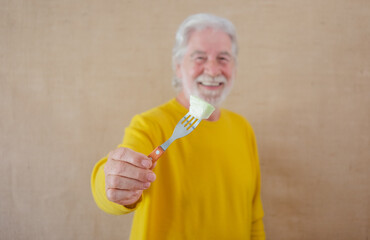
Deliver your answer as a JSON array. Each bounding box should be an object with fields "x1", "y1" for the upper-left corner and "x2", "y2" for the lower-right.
[{"x1": 200, "y1": 82, "x2": 221, "y2": 86}]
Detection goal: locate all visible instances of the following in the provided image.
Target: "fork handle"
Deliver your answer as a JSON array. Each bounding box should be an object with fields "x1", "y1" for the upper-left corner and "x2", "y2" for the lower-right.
[{"x1": 148, "y1": 146, "x2": 165, "y2": 163}]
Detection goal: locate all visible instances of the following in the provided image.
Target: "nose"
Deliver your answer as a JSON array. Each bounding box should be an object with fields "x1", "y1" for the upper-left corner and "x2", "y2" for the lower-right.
[{"x1": 204, "y1": 60, "x2": 221, "y2": 77}]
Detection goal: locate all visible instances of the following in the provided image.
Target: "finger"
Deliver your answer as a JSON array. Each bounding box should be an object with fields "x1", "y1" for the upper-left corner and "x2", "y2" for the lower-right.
[
  {"x1": 106, "y1": 175, "x2": 151, "y2": 190},
  {"x1": 105, "y1": 160, "x2": 156, "y2": 183},
  {"x1": 150, "y1": 161, "x2": 157, "y2": 170},
  {"x1": 106, "y1": 188, "x2": 142, "y2": 205},
  {"x1": 109, "y1": 148, "x2": 152, "y2": 169}
]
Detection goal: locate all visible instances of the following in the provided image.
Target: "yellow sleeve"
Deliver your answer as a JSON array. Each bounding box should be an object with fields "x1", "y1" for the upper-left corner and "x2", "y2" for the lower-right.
[
  {"x1": 251, "y1": 162, "x2": 265, "y2": 240},
  {"x1": 90, "y1": 114, "x2": 158, "y2": 215},
  {"x1": 119, "y1": 114, "x2": 158, "y2": 155},
  {"x1": 250, "y1": 126, "x2": 266, "y2": 240}
]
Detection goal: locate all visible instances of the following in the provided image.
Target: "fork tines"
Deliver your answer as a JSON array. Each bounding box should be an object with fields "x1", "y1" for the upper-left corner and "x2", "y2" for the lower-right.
[{"x1": 182, "y1": 113, "x2": 200, "y2": 130}]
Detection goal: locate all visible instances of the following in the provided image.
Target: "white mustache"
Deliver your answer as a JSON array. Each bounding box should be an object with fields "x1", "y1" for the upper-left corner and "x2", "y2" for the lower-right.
[{"x1": 195, "y1": 74, "x2": 227, "y2": 84}]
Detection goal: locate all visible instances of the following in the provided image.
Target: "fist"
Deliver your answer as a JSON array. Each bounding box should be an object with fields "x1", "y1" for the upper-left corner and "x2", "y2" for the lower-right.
[{"x1": 104, "y1": 147, "x2": 156, "y2": 206}]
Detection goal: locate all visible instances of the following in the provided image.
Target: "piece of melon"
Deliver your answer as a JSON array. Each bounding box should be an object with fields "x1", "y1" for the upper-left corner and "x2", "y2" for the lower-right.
[{"x1": 189, "y1": 95, "x2": 215, "y2": 120}]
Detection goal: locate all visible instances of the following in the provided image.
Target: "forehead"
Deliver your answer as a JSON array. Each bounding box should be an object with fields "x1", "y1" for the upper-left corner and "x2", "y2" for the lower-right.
[{"x1": 186, "y1": 28, "x2": 232, "y2": 54}]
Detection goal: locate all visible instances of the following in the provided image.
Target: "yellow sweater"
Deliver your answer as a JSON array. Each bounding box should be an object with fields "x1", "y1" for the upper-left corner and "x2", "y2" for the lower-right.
[{"x1": 91, "y1": 99, "x2": 265, "y2": 240}]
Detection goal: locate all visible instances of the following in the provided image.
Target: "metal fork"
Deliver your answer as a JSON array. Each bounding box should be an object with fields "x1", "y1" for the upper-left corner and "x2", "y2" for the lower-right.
[{"x1": 148, "y1": 113, "x2": 201, "y2": 163}]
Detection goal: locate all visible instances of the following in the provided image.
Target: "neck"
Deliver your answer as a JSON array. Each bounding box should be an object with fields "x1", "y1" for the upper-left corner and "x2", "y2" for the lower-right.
[{"x1": 176, "y1": 92, "x2": 221, "y2": 121}]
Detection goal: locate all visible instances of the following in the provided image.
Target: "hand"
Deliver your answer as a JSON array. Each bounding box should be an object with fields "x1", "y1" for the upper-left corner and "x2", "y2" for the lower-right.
[{"x1": 104, "y1": 147, "x2": 156, "y2": 206}]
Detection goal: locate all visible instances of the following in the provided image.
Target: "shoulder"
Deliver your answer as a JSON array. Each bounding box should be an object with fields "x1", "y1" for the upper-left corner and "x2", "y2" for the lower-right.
[
  {"x1": 131, "y1": 99, "x2": 181, "y2": 126},
  {"x1": 221, "y1": 108, "x2": 254, "y2": 131},
  {"x1": 221, "y1": 109, "x2": 259, "y2": 158},
  {"x1": 126, "y1": 99, "x2": 184, "y2": 143},
  {"x1": 140, "y1": 100, "x2": 177, "y2": 119},
  {"x1": 122, "y1": 100, "x2": 181, "y2": 151}
]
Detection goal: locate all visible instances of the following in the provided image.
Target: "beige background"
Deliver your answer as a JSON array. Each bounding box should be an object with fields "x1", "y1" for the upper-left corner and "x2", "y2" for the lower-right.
[{"x1": 1, "y1": 0, "x2": 369, "y2": 239}]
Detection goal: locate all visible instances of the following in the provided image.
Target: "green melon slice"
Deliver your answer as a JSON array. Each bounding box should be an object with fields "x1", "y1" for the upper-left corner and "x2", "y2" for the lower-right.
[{"x1": 189, "y1": 95, "x2": 215, "y2": 120}]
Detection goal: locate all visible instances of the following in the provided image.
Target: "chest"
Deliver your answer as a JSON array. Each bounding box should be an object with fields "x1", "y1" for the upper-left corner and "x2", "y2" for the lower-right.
[{"x1": 154, "y1": 127, "x2": 257, "y2": 203}]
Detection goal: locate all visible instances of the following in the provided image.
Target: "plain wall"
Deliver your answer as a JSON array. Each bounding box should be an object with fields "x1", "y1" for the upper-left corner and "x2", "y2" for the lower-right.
[{"x1": 1, "y1": 0, "x2": 369, "y2": 239}]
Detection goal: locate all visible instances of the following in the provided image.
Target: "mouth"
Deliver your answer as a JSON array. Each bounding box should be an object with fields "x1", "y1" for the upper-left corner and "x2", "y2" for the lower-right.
[{"x1": 198, "y1": 82, "x2": 224, "y2": 88}]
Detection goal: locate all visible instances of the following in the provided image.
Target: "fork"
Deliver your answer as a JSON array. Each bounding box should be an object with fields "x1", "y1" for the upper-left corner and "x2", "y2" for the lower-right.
[{"x1": 147, "y1": 113, "x2": 201, "y2": 164}]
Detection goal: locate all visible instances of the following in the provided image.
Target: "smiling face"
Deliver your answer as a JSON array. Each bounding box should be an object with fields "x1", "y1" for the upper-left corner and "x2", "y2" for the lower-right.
[{"x1": 176, "y1": 28, "x2": 236, "y2": 107}]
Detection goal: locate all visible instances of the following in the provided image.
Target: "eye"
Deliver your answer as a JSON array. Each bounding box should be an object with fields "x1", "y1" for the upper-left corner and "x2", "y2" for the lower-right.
[
  {"x1": 194, "y1": 56, "x2": 206, "y2": 63},
  {"x1": 218, "y1": 56, "x2": 230, "y2": 63}
]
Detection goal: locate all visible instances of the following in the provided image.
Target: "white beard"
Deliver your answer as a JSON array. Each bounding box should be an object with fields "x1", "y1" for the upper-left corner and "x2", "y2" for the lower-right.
[{"x1": 183, "y1": 74, "x2": 233, "y2": 107}]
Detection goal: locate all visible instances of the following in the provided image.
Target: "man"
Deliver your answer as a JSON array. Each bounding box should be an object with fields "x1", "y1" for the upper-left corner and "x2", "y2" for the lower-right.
[{"x1": 91, "y1": 13, "x2": 265, "y2": 239}]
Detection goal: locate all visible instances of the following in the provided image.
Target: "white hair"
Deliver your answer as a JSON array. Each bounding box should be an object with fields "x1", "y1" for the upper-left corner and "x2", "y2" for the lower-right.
[{"x1": 172, "y1": 13, "x2": 238, "y2": 91}]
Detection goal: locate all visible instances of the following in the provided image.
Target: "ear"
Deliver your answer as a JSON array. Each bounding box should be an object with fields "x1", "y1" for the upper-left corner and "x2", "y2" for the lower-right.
[
  {"x1": 175, "y1": 63, "x2": 182, "y2": 79},
  {"x1": 233, "y1": 65, "x2": 237, "y2": 78}
]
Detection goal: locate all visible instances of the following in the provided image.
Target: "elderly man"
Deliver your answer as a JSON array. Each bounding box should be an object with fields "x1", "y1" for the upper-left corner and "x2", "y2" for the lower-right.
[{"x1": 91, "y1": 13, "x2": 265, "y2": 239}]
